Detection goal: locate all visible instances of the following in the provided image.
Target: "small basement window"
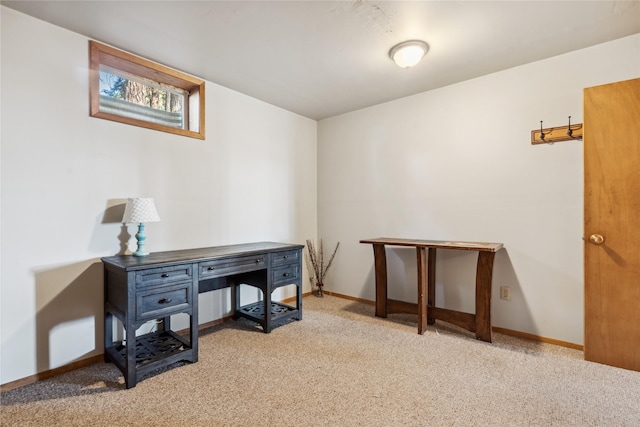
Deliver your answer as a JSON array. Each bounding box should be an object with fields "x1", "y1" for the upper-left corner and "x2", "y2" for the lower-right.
[{"x1": 89, "y1": 41, "x2": 205, "y2": 139}]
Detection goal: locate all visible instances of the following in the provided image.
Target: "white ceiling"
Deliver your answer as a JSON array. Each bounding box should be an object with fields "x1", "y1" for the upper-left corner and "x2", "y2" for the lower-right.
[{"x1": 3, "y1": 1, "x2": 640, "y2": 120}]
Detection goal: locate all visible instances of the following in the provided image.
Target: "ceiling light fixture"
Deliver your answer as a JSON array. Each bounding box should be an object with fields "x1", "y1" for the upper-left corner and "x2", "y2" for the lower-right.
[{"x1": 389, "y1": 40, "x2": 429, "y2": 69}]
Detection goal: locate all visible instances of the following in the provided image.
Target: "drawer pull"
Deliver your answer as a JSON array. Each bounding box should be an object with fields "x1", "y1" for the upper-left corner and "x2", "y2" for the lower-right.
[
  {"x1": 283, "y1": 255, "x2": 289, "y2": 259},
  {"x1": 282, "y1": 273, "x2": 290, "y2": 277},
  {"x1": 161, "y1": 273, "x2": 169, "y2": 278},
  {"x1": 256, "y1": 258, "x2": 263, "y2": 264},
  {"x1": 158, "y1": 298, "x2": 173, "y2": 304},
  {"x1": 207, "y1": 266, "x2": 215, "y2": 271}
]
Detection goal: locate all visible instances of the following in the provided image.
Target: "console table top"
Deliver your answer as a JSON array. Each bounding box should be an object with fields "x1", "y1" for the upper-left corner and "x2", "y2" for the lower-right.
[
  {"x1": 360, "y1": 237, "x2": 503, "y2": 252},
  {"x1": 102, "y1": 241, "x2": 304, "y2": 270}
]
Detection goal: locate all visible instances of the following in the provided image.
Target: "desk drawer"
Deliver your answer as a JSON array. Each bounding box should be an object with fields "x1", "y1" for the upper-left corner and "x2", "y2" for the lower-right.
[
  {"x1": 271, "y1": 249, "x2": 300, "y2": 266},
  {"x1": 199, "y1": 255, "x2": 266, "y2": 279},
  {"x1": 137, "y1": 282, "x2": 192, "y2": 321},
  {"x1": 136, "y1": 265, "x2": 192, "y2": 288},
  {"x1": 272, "y1": 263, "x2": 300, "y2": 286}
]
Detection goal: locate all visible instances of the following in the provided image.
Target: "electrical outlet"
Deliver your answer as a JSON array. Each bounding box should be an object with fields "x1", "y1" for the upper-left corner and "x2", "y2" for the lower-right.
[{"x1": 500, "y1": 286, "x2": 511, "y2": 301}]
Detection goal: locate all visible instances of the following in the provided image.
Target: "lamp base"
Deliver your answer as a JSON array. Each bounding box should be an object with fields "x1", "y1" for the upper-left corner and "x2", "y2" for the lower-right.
[{"x1": 133, "y1": 223, "x2": 150, "y2": 256}]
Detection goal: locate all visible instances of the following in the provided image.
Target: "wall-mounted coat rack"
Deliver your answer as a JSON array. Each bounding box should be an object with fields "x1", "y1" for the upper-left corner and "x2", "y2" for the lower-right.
[{"x1": 531, "y1": 116, "x2": 583, "y2": 144}]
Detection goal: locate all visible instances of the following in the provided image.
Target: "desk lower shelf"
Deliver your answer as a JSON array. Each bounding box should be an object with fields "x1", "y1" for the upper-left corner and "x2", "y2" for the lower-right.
[
  {"x1": 106, "y1": 330, "x2": 195, "y2": 383},
  {"x1": 235, "y1": 301, "x2": 300, "y2": 331}
]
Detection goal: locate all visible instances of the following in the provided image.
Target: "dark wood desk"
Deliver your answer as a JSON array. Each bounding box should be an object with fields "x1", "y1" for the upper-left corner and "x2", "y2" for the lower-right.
[
  {"x1": 102, "y1": 242, "x2": 303, "y2": 388},
  {"x1": 360, "y1": 238, "x2": 503, "y2": 342}
]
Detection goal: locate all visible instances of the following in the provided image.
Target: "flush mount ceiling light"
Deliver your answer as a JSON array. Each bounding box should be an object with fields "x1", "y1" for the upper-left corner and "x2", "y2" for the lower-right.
[{"x1": 389, "y1": 40, "x2": 429, "y2": 68}]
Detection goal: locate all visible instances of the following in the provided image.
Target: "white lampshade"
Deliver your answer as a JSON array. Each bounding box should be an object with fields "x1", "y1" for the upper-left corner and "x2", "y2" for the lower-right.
[
  {"x1": 122, "y1": 198, "x2": 160, "y2": 224},
  {"x1": 389, "y1": 40, "x2": 429, "y2": 68}
]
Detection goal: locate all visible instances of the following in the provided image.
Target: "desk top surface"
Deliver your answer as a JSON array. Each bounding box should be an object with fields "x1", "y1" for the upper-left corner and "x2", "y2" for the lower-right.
[
  {"x1": 360, "y1": 238, "x2": 503, "y2": 252},
  {"x1": 102, "y1": 241, "x2": 304, "y2": 270}
]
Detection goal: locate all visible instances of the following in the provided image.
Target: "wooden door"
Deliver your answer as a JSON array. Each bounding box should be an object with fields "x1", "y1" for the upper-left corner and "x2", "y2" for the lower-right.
[{"x1": 584, "y1": 78, "x2": 640, "y2": 371}]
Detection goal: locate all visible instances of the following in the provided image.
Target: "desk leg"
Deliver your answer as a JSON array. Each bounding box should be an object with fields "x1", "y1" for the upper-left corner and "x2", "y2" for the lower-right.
[
  {"x1": 125, "y1": 322, "x2": 137, "y2": 388},
  {"x1": 104, "y1": 312, "x2": 112, "y2": 363},
  {"x1": 427, "y1": 248, "x2": 436, "y2": 325},
  {"x1": 296, "y1": 281, "x2": 303, "y2": 320},
  {"x1": 158, "y1": 316, "x2": 171, "y2": 332},
  {"x1": 475, "y1": 251, "x2": 496, "y2": 342},
  {"x1": 264, "y1": 287, "x2": 273, "y2": 333},
  {"x1": 417, "y1": 247, "x2": 427, "y2": 334},
  {"x1": 191, "y1": 272, "x2": 199, "y2": 361},
  {"x1": 372, "y1": 244, "x2": 388, "y2": 318}
]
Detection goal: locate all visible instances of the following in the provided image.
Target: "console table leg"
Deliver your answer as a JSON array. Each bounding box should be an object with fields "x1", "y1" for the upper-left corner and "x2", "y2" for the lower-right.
[
  {"x1": 427, "y1": 248, "x2": 436, "y2": 325},
  {"x1": 417, "y1": 247, "x2": 427, "y2": 334},
  {"x1": 475, "y1": 251, "x2": 496, "y2": 342},
  {"x1": 372, "y1": 244, "x2": 388, "y2": 318}
]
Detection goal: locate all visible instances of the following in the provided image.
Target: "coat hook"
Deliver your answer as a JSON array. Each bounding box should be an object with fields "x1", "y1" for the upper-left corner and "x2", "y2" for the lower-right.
[{"x1": 532, "y1": 117, "x2": 582, "y2": 145}]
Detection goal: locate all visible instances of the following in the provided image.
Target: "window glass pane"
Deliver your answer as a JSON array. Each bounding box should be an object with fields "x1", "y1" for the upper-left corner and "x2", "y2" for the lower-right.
[
  {"x1": 90, "y1": 41, "x2": 205, "y2": 139},
  {"x1": 99, "y1": 66, "x2": 186, "y2": 129}
]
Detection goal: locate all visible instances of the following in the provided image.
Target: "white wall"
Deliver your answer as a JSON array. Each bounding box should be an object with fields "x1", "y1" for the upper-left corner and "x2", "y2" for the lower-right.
[
  {"x1": 0, "y1": 7, "x2": 317, "y2": 385},
  {"x1": 318, "y1": 34, "x2": 640, "y2": 346}
]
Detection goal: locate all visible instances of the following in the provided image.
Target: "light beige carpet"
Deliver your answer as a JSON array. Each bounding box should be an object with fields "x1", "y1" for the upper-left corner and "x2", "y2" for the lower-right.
[{"x1": 2, "y1": 295, "x2": 639, "y2": 426}]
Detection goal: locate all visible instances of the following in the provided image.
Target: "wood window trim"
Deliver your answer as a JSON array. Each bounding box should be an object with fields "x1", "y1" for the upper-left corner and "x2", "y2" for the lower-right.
[{"x1": 89, "y1": 40, "x2": 205, "y2": 140}]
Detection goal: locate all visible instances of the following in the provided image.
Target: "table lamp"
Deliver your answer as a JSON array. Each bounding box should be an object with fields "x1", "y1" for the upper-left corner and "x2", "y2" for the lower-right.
[{"x1": 122, "y1": 198, "x2": 160, "y2": 256}]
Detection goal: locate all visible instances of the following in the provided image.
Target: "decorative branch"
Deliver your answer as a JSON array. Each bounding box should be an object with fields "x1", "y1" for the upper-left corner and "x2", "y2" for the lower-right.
[{"x1": 305, "y1": 239, "x2": 339, "y2": 286}]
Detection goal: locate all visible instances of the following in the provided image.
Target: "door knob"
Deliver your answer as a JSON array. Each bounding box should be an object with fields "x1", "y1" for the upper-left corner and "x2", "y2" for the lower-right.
[{"x1": 589, "y1": 234, "x2": 605, "y2": 245}]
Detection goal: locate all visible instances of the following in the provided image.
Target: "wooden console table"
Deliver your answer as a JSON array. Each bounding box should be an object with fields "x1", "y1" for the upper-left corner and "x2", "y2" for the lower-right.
[
  {"x1": 360, "y1": 238, "x2": 503, "y2": 342},
  {"x1": 102, "y1": 242, "x2": 303, "y2": 388}
]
